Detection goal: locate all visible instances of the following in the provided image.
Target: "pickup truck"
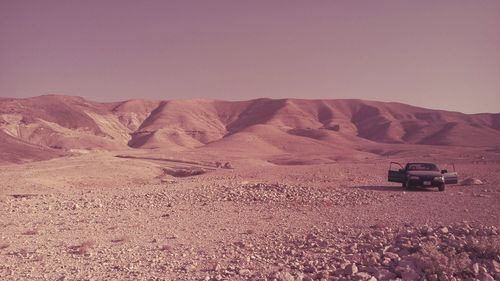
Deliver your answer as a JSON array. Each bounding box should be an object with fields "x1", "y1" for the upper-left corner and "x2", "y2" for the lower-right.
[{"x1": 388, "y1": 162, "x2": 458, "y2": 191}]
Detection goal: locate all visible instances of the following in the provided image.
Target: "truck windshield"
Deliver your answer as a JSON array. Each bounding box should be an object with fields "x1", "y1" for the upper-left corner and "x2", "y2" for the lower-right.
[{"x1": 407, "y1": 163, "x2": 439, "y2": 171}]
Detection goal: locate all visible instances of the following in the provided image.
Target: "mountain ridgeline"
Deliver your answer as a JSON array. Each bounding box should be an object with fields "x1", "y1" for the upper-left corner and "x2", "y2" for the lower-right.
[{"x1": 1, "y1": 95, "x2": 499, "y2": 163}]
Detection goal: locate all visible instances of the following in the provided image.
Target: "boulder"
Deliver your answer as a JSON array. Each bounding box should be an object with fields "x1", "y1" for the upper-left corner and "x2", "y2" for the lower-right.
[{"x1": 460, "y1": 177, "x2": 484, "y2": 186}]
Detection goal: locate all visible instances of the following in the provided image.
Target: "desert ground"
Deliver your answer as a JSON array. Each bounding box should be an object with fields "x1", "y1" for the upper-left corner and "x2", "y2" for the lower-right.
[
  {"x1": 0, "y1": 149, "x2": 499, "y2": 281},
  {"x1": 1, "y1": 96, "x2": 500, "y2": 280}
]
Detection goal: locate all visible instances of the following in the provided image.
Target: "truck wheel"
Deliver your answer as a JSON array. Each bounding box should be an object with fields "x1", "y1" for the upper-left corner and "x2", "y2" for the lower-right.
[
  {"x1": 405, "y1": 180, "x2": 412, "y2": 190},
  {"x1": 438, "y1": 184, "x2": 445, "y2": 192}
]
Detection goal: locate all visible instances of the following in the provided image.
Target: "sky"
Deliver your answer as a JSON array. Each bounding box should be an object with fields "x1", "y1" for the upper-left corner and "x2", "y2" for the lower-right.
[{"x1": 0, "y1": 0, "x2": 499, "y2": 113}]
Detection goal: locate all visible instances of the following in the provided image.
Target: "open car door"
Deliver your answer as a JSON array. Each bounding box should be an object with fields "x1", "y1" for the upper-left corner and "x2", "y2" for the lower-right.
[
  {"x1": 442, "y1": 164, "x2": 458, "y2": 185},
  {"x1": 388, "y1": 162, "x2": 405, "y2": 183}
]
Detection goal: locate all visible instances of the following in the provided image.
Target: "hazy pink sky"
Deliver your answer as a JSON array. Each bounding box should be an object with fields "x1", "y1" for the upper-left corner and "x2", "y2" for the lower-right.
[{"x1": 1, "y1": 0, "x2": 499, "y2": 113}]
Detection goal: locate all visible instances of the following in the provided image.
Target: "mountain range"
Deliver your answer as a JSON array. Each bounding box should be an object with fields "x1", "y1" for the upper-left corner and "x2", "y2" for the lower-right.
[{"x1": 1, "y1": 95, "x2": 499, "y2": 163}]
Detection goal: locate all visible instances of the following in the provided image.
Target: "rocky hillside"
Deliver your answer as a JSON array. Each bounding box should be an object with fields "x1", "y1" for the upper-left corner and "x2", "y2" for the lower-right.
[{"x1": 1, "y1": 95, "x2": 499, "y2": 163}]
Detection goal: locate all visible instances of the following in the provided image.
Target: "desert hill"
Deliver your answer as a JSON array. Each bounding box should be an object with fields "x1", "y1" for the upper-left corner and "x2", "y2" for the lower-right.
[{"x1": 1, "y1": 95, "x2": 499, "y2": 163}]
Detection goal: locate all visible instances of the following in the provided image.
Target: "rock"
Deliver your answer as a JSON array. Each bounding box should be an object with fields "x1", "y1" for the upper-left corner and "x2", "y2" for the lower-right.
[
  {"x1": 401, "y1": 269, "x2": 420, "y2": 280},
  {"x1": 296, "y1": 273, "x2": 313, "y2": 281},
  {"x1": 473, "y1": 263, "x2": 480, "y2": 275},
  {"x1": 272, "y1": 271, "x2": 295, "y2": 281},
  {"x1": 439, "y1": 227, "x2": 449, "y2": 234},
  {"x1": 315, "y1": 271, "x2": 329, "y2": 279},
  {"x1": 303, "y1": 266, "x2": 316, "y2": 274},
  {"x1": 346, "y1": 263, "x2": 358, "y2": 275},
  {"x1": 427, "y1": 274, "x2": 438, "y2": 281},
  {"x1": 384, "y1": 252, "x2": 399, "y2": 260},
  {"x1": 306, "y1": 233, "x2": 317, "y2": 240},
  {"x1": 479, "y1": 272, "x2": 495, "y2": 281},
  {"x1": 491, "y1": 260, "x2": 500, "y2": 273},
  {"x1": 461, "y1": 177, "x2": 484, "y2": 186},
  {"x1": 213, "y1": 263, "x2": 222, "y2": 271},
  {"x1": 395, "y1": 258, "x2": 422, "y2": 280},
  {"x1": 318, "y1": 240, "x2": 328, "y2": 248},
  {"x1": 381, "y1": 257, "x2": 391, "y2": 266},
  {"x1": 182, "y1": 264, "x2": 195, "y2": 272},
  {"x1": 374, "y1": 268, "x2": 396, "y2": 280},
  {"x1": 355, "y1": 272, "x2": 373, "y2": 279},
  {"x1": 238, "y1": 269, "x2": 251, "y2": 276}
]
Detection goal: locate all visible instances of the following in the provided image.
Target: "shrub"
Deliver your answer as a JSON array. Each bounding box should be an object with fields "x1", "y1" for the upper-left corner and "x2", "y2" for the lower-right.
[
  {"x1": 464, "y1": 236, "x2": 500, "y2": 259},
  {"x1": 412, "y1": 241, "x2": 472, "y2": 277}
]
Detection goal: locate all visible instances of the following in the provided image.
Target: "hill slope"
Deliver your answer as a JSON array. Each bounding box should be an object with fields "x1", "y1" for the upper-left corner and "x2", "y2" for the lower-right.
[{"x1": 1, "y1": 95, "x2": 499, "y2": 163}]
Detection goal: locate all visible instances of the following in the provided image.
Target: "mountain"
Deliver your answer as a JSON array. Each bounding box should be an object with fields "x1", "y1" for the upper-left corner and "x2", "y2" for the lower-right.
[{"x1": 1, "y1": 95, "x2": 499, "y2": 163}]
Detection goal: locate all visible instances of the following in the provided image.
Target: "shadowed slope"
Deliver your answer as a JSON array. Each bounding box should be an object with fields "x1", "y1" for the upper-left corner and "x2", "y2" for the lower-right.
[
  {"x1": 109, "y1": 99, "x2": 162, "y2": 131},
  {"x1": 0, "y1": 131, "x2": 66, "y2": 164},
  {"x1": 128, "y1": 100, "x2": 228, "y2": 149},
  {"x1": 0, "y1": 95, "x2": 129, "y2": 151}
]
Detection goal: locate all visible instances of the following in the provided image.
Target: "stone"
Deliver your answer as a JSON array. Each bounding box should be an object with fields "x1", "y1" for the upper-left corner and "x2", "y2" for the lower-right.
[
  {"x1": 395, "y1": 259, "x2": 421, "y2": 280},
  {"x1": 273, "y1": 271, "x2": 295, "y2": 281},
  {"x1": 473, "y1": 263, "x2": 480, "y2": 275},
  {"x1": 374, "y1": 268, "x2": 397, "y2": 280},
  {"x1": 355, "y1": 272, "x2": 372, "y2": 279},
  {"x1": 238, "y1": 269, "x2": 251, "y2": 276},
  {"x1": 381, "y1": 257, "x2": 391, "y2": 266},
  {"x1": 318, "y1": 240, "x2": 328, "y2": 248},
  {"x1": 346, "y1": 263, "x2": 358, "y2": 275},
  {"x1": 315, "y1": 271, "x2": 329, "y2": 279},
  {"x1": 384, "y1": 252, "x2": 399, "y2": 260},
  {"x1": 460, "y1": 178, "x2": 484, "y2": 186},
  {"x1": 439, "y1": 227, "x2": 449, "y2": 234},
  {"x1": 401, "y1": 269, "x2": 420, "y2": 280},
  {"x1": 296, "y1": 274, "x2": 313, "y2": 281},
  {"x1": 491, "y1": 260, "x2": 500, "y2": 273},
  {"x1": 479, "y1": 272, "x2": 495, "y2": 281},
  {"x1": 303, "y1": 266, "x2": 316, "y2": 274},
  {"x1": 427, "y1": 274, "x2": 438, "y2": 281},
  {"x1": 213, "y1": 263, "x2": 222, "y2": 271}
]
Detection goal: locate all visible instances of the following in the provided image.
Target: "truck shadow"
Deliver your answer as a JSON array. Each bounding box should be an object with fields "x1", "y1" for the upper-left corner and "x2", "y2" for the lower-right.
[{"x1": 355, "y1": 185, "x2": 435, "y2": 192}]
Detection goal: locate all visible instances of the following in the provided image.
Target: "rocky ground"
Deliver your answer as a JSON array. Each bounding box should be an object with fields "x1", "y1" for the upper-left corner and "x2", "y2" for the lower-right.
[{"x1": 0, "y1": 153, "x2": 499, "y2": 280}]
